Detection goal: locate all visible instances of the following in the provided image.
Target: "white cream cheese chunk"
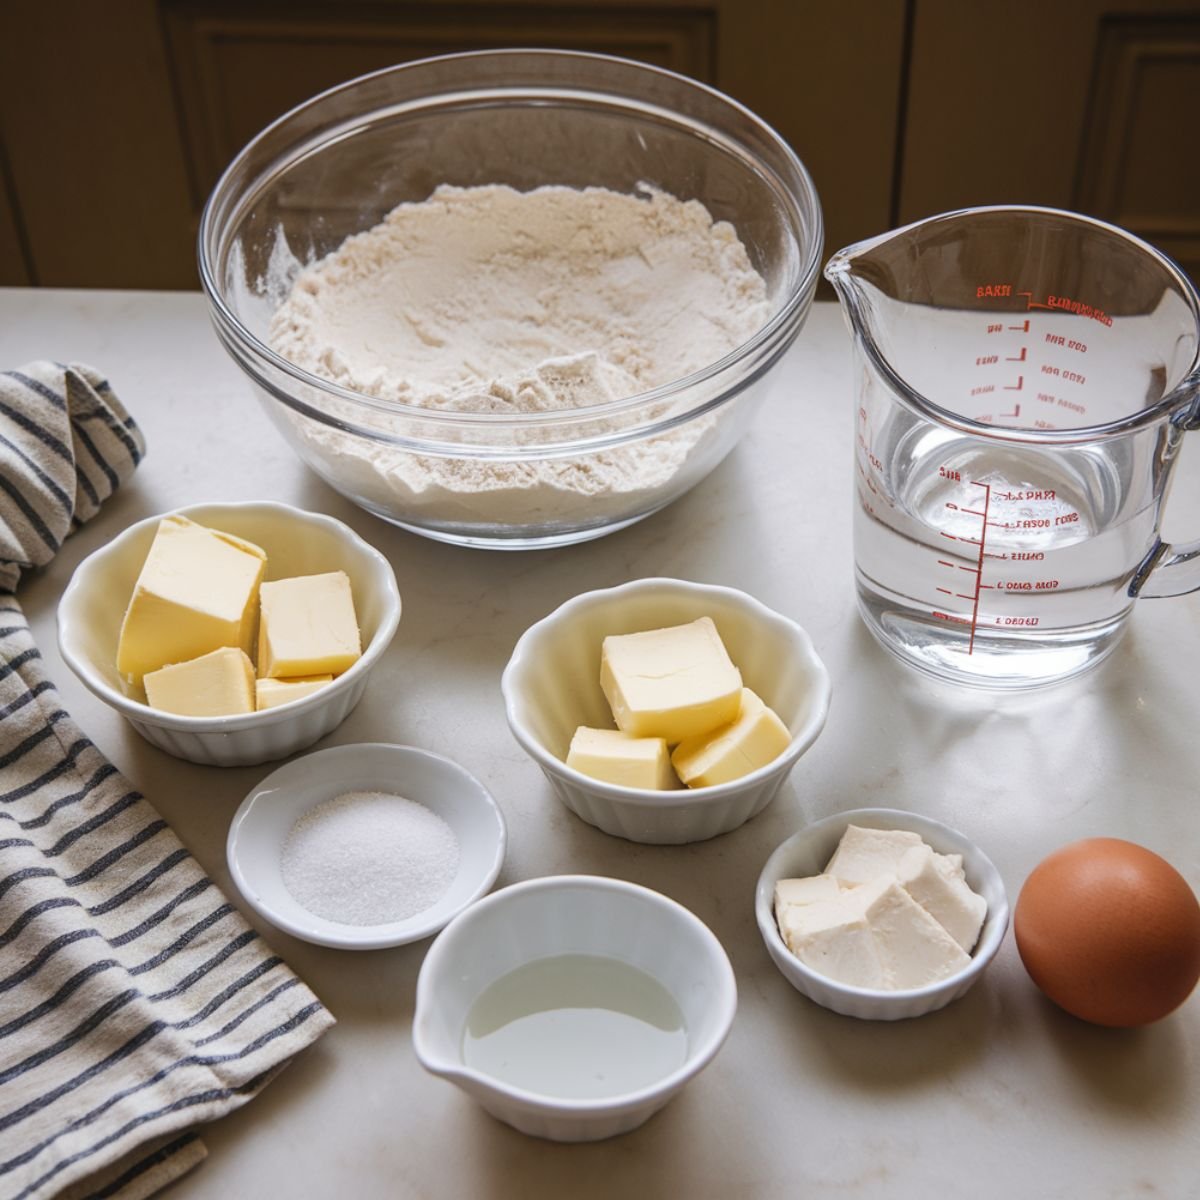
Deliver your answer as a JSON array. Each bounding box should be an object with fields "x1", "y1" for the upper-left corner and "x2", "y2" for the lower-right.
[
  {"x1": 896, "y1": 844, "x2": 988, "y2": 952},
  {"x1": 779, "y1": 876, "x2": 969, "y2": 990},
  {"x1": 773, "y1": 873, "x2": 842, "y2": 917},
  {"x1": 859, "y1": 878, "x2": 971, "y2": 988},
  {"x1": 599, "y1": 616, "x2": 742, "y2": 743},
  {"x1": 775, "y1": 824, "x2": 988, "y2": 990},
  {"x1": 825, "y1": 824, "x2": 924, "y2": 886},
  {"x1": 778, "y1": 882, "x2": 889, "y2": 990}
]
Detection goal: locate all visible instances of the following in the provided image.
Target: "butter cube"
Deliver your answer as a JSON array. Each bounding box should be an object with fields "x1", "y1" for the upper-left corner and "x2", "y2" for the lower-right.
[
  {"x1": 566, "y1": 727, "x2": 679, "y2": 790},
  {"x1": 773, "y1": 874, "x2": 843, "y2": 922},
  {"x1": 671, "y1": 688, "x2": 791, "y2": 788},
  {"x1": 116, "y1": 515, "x2": 266, "y2": 684},
  {"x1": 255, "y1": 674, "x2": 334, "y2": 712},
  {"x1": 257, "y1": 571, "x2": 361, "y2": 678},
  {"x1": 143, "y1": 647, "x2": 255, "y2": 717},
  {"x1": 896, "y1": 844, "x2": 988, "y2": 953},
  {"x1": 600, "y1": 617, "x2": 741, "y2": 743},
  {"x1": 824, "y1": 825, "x2": 925, "y2": 887}
]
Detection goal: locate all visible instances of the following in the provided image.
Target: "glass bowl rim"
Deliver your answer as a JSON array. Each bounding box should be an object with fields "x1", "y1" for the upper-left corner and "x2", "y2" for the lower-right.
[{"x1": 197, "y1": 47, "x2": 824, "y2": 434}]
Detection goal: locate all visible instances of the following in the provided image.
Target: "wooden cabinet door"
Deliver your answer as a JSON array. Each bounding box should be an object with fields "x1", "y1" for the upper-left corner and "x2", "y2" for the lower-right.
[
  {"x1": 0, "y1": 0, "x2": 905, "y2": 289},
  {"x1": 899, "y1": 0, "x2": 1200, "y2": 281},
  {"x1": 0, "y1": 164, "x2": 28, "y2": 286}
]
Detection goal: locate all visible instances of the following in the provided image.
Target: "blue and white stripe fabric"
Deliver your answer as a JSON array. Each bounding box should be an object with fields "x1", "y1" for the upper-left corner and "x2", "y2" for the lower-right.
[{"x1": 0, "y1": 364, "x2": 333, "y2": 1200}]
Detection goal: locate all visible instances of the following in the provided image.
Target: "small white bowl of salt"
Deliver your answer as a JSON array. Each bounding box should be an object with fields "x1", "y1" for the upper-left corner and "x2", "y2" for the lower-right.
[{"x1": 227, "y1": 742, "x2": 507, "y2": 949}]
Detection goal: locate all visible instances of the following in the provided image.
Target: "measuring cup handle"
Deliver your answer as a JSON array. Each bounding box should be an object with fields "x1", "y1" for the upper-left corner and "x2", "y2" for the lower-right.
[
  {"x1": 1132, "y1": 391, "x2": 1200, "y2": 598},
  {"x1": 1131, "y1": 539, "x2": 1200, "y2": 598}
]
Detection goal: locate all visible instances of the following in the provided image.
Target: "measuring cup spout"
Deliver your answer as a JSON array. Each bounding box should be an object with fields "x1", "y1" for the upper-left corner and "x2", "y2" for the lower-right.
[
  {"x1": 823, "y1": 222, "x2": 926, "y2": 372},
  {"x1": 823, "y1": 229, "x2": 892, "y2": 324}
]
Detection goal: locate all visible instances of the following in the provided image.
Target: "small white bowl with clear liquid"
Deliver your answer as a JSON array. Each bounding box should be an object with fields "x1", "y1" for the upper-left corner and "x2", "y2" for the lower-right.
[{"x1": 412, "y1": 875, "x2": 737, "y2": 1141}]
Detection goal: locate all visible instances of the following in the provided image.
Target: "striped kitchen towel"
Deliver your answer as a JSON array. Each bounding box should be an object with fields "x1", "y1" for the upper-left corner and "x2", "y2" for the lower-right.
[{"x1": 0, "y1": 364, "x2": 334, "y2": 1200}]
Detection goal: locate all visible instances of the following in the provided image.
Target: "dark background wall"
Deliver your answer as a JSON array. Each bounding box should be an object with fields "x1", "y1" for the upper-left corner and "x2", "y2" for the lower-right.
[{"x1": 1, "y1": 0, "x2": 1197, "y2": 290}]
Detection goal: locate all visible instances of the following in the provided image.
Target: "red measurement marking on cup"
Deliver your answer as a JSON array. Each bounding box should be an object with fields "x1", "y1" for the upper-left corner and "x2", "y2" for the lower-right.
[
  {"x1": 933, "y1": 480, "x2": 991, "y2": 653},
  {"x1": 1023, "y1": 291, "x2": 1113, "y2": 327},
  {"x1": 966, "y1": 482, "x2": 991, "y2": 652},
  {"x1": 974, "y1": 288, "x2": 1031, "y2": 407}
]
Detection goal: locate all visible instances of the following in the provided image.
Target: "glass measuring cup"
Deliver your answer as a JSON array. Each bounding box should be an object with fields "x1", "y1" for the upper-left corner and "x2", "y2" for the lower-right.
[{"x1": 825, "y1": 206, "x2": 1200, "y2": 688}]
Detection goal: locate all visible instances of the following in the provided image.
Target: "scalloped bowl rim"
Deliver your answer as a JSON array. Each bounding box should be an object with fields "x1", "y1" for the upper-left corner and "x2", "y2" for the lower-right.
[
  {"x1": 56, "y1": 500, "x2": 401, "y2": 732},
  {"x1": 500, "y1": 577, "x2": 832, "y2": 806},
  {"x1": 755, "y1": 806, "x2": 1011, "y2": 1004}
]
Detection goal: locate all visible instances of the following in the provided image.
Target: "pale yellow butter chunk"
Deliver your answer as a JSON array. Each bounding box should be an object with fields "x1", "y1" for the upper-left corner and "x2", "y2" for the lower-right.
[
  {"x1": 257, "y1": 571, "x2": 361, "y2": 678},
  {"x1": 143, "y1": 647, "x2": 255, "y2": 717},
  {"x1": 255, "y1": 674, "x2": 334, "y2": 711},
  {"x1": 564, "y1": 724, "x2": 681, "y2": 792},
  {"x1": 116, "y1": 515, "x2": 267, "y2": 685},
  {"x1": 599, "y1": 616, "x2": 742, "y2": 744},
  {"x1": 671, "y1": 687, "x2": 791, "y2": 788},
  {"x1": 566, "y1": 727, "x2": 680, "y2": 790}
]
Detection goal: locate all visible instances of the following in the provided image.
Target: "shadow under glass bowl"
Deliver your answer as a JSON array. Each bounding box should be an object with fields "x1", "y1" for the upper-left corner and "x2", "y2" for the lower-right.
[{"x1": 198, "y1": 49, "x2": 823, "y2": 549}]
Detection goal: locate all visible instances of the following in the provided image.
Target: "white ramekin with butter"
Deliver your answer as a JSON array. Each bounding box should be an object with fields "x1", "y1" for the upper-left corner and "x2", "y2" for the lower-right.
[{"x1": 58, "y1": 501, "x2": 400, "y2": 766}]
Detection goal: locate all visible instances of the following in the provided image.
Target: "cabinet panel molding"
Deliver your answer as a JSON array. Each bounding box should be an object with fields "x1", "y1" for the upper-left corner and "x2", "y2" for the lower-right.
[
  {"x1": 0, "y1": 1, "x2": 196, "y2": 289},
  {"x1": 1076, "y1": 16, "x2": 1200, "y2": 279},
  {"x1": 0, "y1": 148, "x2": 30, "y2": 287},
  {"x1": 164, "y1": 1, "x2": 717, "y2": 201}
]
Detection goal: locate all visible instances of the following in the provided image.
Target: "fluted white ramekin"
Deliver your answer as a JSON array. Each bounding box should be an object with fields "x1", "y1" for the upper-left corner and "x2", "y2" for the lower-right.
[
  {"x1": 57, "y1": 501, "x2": 400, "y2": 766},
  {"x1": 500, "y1": 578, "x2": 832, "y2": 844},
  {"x1": 756, "y1": 807, "x2": 1009, "y2": 1020},
  {"x1": 413, "y1": 874, "x2": 736, "y2": 1141}
]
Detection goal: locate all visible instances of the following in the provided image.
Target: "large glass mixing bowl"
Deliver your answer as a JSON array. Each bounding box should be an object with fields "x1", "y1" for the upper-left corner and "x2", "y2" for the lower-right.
[{"x1": 198, "y1": 50, "x2": 823, "y2": 549}]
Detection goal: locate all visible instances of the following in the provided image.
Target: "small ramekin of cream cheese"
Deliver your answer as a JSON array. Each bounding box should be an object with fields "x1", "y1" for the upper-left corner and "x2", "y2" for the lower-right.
[
  {"x1": 501, "y1": 578, "x2": 831, "y2": 844},
  {"x1": 57, "y1": 501, "x2": 400, "y2": 766},
  {"x1": 756, "y1": 808, "x2": 1010, "y2": 1021}
]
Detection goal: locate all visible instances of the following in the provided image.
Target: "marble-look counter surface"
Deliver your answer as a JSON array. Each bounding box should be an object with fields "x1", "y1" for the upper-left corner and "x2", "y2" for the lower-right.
[{"x1": 3, "y1": 290, "x2": 1198, "y2": 1199}]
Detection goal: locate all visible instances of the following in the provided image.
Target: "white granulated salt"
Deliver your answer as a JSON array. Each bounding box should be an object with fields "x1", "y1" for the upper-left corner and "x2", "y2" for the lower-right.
[
  {"x1": 281, "y1": 791, "x2": 460, "y2": 926},
  {"x1": 265, "y1": 184, "x2": 771, "y2": 528}
]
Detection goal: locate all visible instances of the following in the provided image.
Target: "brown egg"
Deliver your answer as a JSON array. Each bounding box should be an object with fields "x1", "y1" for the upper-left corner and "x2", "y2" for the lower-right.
[{"x1": 1014, "y1": 837, "x2": 1200, "y2": 1027}]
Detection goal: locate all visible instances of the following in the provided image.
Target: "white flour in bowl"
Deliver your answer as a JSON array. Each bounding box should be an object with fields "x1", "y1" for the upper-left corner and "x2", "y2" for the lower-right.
[{"x1": 267, "y1": 184, "x2": 771, "y2": 530}]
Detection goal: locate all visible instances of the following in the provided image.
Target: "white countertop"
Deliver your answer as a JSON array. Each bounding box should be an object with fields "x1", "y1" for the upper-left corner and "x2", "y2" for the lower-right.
[{"x1": 3, "y1": 289, "x2": 1198, "y2": 1199}]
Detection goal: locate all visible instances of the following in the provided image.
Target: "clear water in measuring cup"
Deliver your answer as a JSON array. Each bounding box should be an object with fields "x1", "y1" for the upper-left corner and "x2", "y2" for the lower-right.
[
  {"x1": 831, "y1": 206, "x2": 1200, "y2": 688},
  {"x1": 855, "y1": 423, "x2": 1160, "y2": 687}
]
